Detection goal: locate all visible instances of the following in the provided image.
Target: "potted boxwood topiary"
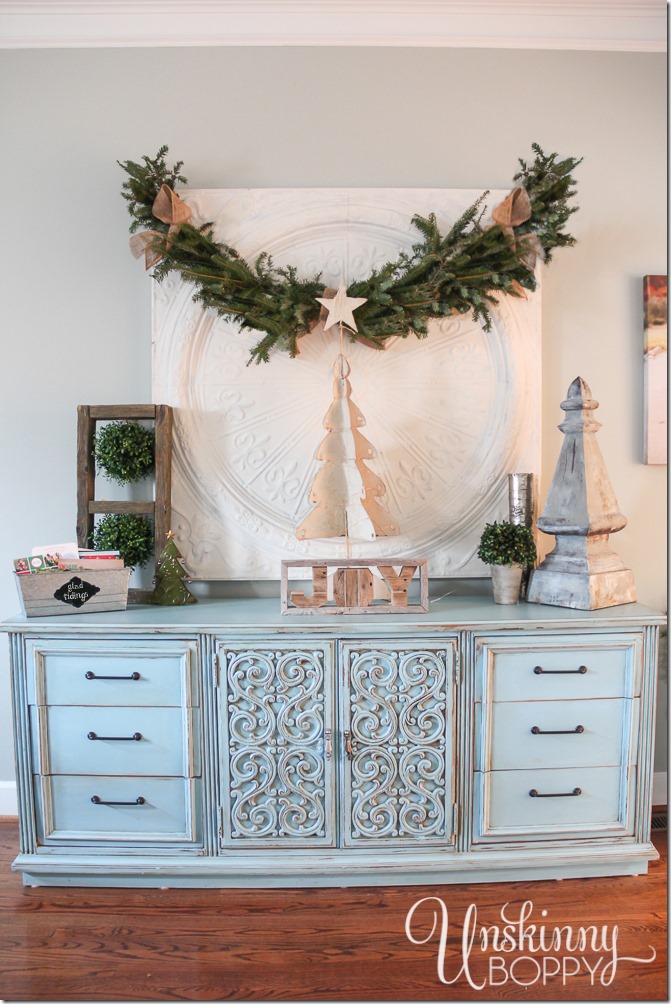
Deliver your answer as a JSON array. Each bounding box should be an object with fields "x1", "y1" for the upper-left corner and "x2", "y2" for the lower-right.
[{"x1": 477, "y1": 520, "x2": 537, "y2": 604}]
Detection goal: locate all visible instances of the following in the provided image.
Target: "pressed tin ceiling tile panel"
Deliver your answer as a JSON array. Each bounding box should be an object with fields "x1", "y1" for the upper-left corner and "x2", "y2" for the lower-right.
[{"x1": 152, "y1": 187, "x2": 540, "y2": 579}]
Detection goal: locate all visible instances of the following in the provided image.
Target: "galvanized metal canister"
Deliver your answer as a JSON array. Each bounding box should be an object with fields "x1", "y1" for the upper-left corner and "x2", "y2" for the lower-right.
[
  {"x1": 508, "y1": 473, "x2": 535, "y2": 598},
  {"x1": 508, "y1": 472, "x2": 535, "y2": 527}
]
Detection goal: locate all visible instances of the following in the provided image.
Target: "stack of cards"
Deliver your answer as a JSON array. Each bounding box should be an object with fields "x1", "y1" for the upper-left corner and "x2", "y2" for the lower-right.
[{"x1": 14, "y1": 542, "x2": 124, "y2": 574}]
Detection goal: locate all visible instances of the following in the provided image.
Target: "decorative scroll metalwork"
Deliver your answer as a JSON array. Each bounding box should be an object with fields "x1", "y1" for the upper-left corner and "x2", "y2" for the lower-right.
[
  {"x1": 224, "y1": 648, "x2": 329, "y2": 841},
  {"x1": 346, "y1": 648, "x2": 450, "y2": 841}
]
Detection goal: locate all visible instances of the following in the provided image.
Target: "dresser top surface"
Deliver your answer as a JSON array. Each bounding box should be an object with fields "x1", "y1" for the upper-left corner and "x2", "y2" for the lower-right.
[{"x1": 2, "y1": 579, "x2": 665, "y2": 634}]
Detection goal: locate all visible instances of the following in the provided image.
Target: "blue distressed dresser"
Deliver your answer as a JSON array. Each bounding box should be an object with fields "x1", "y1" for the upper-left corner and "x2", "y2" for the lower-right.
[{"x1": 3, "y1": 583, "x2": 664, "y2": 887}]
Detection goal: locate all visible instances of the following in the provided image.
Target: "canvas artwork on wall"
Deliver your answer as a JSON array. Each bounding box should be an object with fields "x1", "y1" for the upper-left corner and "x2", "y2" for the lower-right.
[
  {"x1": 643, "y1": 275, "x2": 667, "y2": 465},
  {"x1": 152, "y1": 188, "x2": 541, "y2": 579}
]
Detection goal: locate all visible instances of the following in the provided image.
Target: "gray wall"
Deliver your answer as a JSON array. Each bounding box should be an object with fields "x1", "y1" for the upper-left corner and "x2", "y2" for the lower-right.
[{"x1": 0, "y1": 46, "x2": 666, "y2": 787}]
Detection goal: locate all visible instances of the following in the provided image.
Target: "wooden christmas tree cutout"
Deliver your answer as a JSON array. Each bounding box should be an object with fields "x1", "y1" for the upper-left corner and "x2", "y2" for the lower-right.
[
  {"x1": 287, "y1": 291, "x2": 426, "y2": 615},
  {"x1": 527, "y1": 377, "x2": 636, "y2": 610},
  {"x1": 296, "y1": 354, "x2": 399, "y2": 542}
]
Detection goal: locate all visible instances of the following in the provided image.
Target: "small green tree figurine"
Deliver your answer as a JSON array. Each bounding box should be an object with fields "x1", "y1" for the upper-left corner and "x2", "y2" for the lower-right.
[{"x1": 149, "y1": 531, "x2": 197, "y2": 605}]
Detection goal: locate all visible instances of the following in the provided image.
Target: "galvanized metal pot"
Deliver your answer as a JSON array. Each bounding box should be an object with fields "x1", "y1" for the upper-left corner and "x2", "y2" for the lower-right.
[{"x1": 490, "y1": 563, "x2": 524, "y2": 604}]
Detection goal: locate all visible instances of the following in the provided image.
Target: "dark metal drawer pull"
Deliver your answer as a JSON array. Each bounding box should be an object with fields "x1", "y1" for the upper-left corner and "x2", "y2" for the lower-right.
[
  {"x1": 529, "y1": 787, "x2": 582, "y2": 798},
  {"x1": 91, "y1": 795, "x2": 145, "y2": 806},
  {"x1": 85, "y1": 671, "x2": 141, "y2": 681},
  {"x1": 531, "y1": 725, "x2": 585, "y2": 735},
  {"x1": 534, "y1": 665, "x2": 587, "y2": 675},
  {"x1": 87, "y1": 731, "x2": 142, "y2": 741}
]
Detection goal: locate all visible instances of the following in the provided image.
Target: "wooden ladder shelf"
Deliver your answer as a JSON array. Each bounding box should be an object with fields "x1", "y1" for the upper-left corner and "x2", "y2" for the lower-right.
[{"x1": 76, "y1": 405, "x2": 172, "y2": 602}]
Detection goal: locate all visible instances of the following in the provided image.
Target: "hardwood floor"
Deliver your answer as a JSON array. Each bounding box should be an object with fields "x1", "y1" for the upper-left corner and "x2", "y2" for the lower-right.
[{"x1": 0, "y1": 819, "x2": 666, "y2": 1001}]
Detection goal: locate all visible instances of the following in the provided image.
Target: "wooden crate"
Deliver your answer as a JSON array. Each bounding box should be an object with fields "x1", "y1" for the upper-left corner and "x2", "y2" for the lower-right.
[{"x1": 15, "y1": 569, "x2": 131, "y2": 618}]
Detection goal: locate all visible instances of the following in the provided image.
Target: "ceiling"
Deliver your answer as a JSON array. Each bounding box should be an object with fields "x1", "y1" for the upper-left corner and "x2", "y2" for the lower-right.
[{"x1": 0, "y1": 0, "x2": 666, "y2": 50}]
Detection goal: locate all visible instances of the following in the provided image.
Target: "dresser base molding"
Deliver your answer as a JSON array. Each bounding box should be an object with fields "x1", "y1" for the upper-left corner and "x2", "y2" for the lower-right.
[{"x1": 12, "y1": 842, "x2": 658, "y2": 888}]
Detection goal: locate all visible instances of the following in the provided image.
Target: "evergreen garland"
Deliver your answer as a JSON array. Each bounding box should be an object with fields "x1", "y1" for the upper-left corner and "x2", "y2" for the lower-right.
[{"x1": 119, "y1": 144, "x2": 581, "y2": 364}]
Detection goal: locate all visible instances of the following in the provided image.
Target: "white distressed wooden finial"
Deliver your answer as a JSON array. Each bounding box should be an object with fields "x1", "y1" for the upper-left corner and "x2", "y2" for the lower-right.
[{"x1": 527, "y1": 377, "x2": 636, "y2": 610}]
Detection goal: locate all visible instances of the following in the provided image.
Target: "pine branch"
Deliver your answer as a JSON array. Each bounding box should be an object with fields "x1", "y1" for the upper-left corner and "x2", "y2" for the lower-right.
[{"x1": 120, "y1": 144, "x2": 581, "y2": 360}]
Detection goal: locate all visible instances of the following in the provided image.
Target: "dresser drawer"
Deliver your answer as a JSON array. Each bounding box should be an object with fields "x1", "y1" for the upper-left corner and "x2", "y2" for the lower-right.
[
  {"x1": 475, "y1": 765, "x2": 633, "y2": 839},
  {"x1": 480, "y1": 698, "x2": 639, "y2": 771},
  {"x1": 26, "y1": 639, "x2": 198, "y2": 707},
  {"x1": 31, "y1": 706, "x2": 200, "y2": 777},
  {"x1": 476, "y1": 633, "x2": 642, "y2": 703},
  {"x1": 36, "y1": 775, "x2": 201, "y2": 843}
]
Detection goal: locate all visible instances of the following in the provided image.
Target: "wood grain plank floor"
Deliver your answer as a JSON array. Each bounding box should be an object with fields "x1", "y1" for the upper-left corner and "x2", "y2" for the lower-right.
[{"x1": 0, "y1": 820, "x2": 666, "y2": 1001}]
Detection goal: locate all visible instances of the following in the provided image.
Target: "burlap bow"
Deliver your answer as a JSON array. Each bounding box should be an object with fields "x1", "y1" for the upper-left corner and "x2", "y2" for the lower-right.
[
  {"x1": 491, "y1": 185, "x2": 544, "y2": 272},
  {"x1": 129, "y1": 184, "x2": 192, "y2": 270}
]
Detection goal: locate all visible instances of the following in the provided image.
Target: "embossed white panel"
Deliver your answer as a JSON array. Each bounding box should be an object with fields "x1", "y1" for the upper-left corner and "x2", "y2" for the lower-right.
[{"x1": 152, "y1": 188, "x2": 540, "y2": 579}]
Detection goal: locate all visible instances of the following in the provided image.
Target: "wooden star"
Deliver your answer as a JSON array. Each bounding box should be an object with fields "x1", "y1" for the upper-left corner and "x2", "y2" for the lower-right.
[{"x1": 316, "y1": 282, "x2": 367, "y2": 333}]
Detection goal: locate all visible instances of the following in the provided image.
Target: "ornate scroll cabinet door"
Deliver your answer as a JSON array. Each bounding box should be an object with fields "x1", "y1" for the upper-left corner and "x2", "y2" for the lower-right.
[
  {"x1": 340, "y1": 641, "x2": 457, "y2": 847},
  {"x1": 218, "y1": 642, "x2": 336, "y2": 846},
  {"x1": 216, "y1": 638, "x2": 457, "y2": 851}
]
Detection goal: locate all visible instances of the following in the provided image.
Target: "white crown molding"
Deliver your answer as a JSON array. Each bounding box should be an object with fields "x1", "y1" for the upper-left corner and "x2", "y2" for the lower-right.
[{"x1": 0, "y1": 0, "x2": 666, "y2": 51}]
